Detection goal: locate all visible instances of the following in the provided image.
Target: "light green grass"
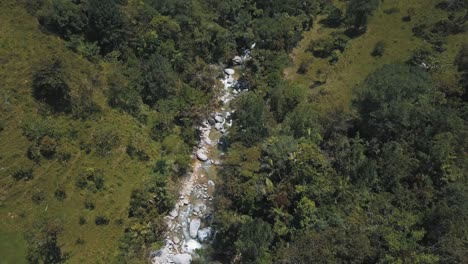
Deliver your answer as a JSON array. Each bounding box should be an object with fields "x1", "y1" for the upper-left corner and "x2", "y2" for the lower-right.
[
  {"x1": 0, "y1": 2, "x2": 161, "y2": 263},
  {"x1": 285, "y1": 0, "x2": 466, "y2": 115}
]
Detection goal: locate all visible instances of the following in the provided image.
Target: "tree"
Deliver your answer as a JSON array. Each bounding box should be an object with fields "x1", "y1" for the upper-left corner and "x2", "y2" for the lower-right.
[
  {"x1": 345, "y1": 0, "x2": 380, "y2": 35},
  {"x1": 86, "y1": 0, "x2": 128, "y2": 54},
  {"x1": 140, "y1": 54, "x2": 178, "y2": 106},
  {"x1": 32, "y1": 59, "x2": 71, "y2": 113},
  {"x1": 235, "y1": 218, "x2": 274, "y2": 263},
  {"x1": 26, "y1": 221, "x2": 67, "y2": 264},
  {"x1": 231, "y1": 93, "x2": 269, "y2": 146},
  {"x1": 38, "y1": 0, "x2": 87, "y2": 39},
  {"x1": 354, "y1": 64, "x2": 435, "y2": 142}
]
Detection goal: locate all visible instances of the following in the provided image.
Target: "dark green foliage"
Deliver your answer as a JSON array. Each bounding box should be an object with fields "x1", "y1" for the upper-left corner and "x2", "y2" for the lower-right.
[
  {"x1": 78, "y1": 216, "x2": 87, "y2": 225},
  {"x1": 84, "y1": 200, "x2": 95, "y2": 210},
  {"x1": 54, "y1": 188, "x2": 66, "y2": 201},
  {"x1": 140, "y1": 54, "x2": 178, "y2": 106},
  {"x1": 27, "y1": 144, "x2": 42, "y2": 162},
  {"x1": 355, "y1": 64, "x2": 435, "y2": 141},
  {"x1": 32, "y1": 59, "x2": 71, "y2": 113},
  {"x1": 455, "y1": 43, "x2": 468, "y2": 71},
  {"x1": 322, "y1": 5, "x2": 343, "y2": 28},
  {"x1": 231, "y1": 93, "x2": 269, "y2": 146},
  {"x1": 12, "y1": 168, "x2": 34, "y2": 181},
  {"x1": 39, "y1": 136, "x2": 57, "y2": 158},
  {"x1": 234, "y1": 219, "x2": 274, "y2": 263},
  {"x1": 371, "y1": 41, "x2": 385, "y2": 57},
  {"x1": 345, "y1": 0, "x2": 380, "y2": 35},
  {"x1": 22, "y1": 118, "x2": 60, "y2": 142},
  {"x1": 95, "y1": 216, "x2": 110, "y2": 226},
  {"x1": 85, "y1": 0, "x2": 128, "y2": 54},
  {"x1": 38, "y1": 0, "x2": 87, "y2": 39},
  {"x1": 26, "y1": 222, "x2": 67, "y2": 264},
  {"x1": 126, "y1": 144, "x2": 149, "y2": 161},
  {"x1": 31, "y1": 190, "x2": 45, "y2": 204}
]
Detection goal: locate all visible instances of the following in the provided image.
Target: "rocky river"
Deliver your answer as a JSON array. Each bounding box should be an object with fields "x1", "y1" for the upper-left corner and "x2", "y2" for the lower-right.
[{"x1": 151, "y1": 51, "x2": 251, "y2": 264}]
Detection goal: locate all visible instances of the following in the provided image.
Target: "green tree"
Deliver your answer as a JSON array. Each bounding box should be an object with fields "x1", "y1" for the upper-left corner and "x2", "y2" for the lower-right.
[
  {"x1": 140, "y1": 54, "x2": 178, "y2": 106},
  {"x1": 32, "y1": 59, "x2": 71, "y2": 113},
  {"x1": 38, "y1": 0, "x2": 87, "y2": 39},
  {"x1": 235, "y1": 218, "x2": 274, "y2": 263}
]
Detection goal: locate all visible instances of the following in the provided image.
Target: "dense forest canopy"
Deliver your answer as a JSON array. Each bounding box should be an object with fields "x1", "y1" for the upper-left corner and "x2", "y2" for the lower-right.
[{"x1": 0, "y1": 0, "x2": 467, "y2": 263}]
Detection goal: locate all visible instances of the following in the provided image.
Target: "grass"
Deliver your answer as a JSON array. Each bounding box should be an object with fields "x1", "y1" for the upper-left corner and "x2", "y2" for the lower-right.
[
  {"x1": 0, "y1": 2, "x2": 162, "y2": 263},
  {"x1": 285, "y1": 0, "x2": 466, "y2": 115}
]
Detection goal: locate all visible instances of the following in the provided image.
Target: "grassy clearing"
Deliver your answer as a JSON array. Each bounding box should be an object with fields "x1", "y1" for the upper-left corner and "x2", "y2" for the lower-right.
[
  {"x1": 285, "y1": 0, "x2": 466, "y2": 115},
  {"x1": 0, "y1": 2, "x2": 161, "y2": 263}
]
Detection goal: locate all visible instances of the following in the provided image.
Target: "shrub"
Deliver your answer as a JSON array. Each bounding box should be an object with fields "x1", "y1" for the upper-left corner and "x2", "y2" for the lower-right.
[
  {"x1": 54, "y1": 188, "x2": 67, "y2": 201},
  {"x1": 12, "y1": 168, "x2": 34, "y2": 181},
  {"x1": 32, "y1": 190, "x2": 45, "y2": 204},
  {"x1": 32, "y1": 59, "x2": 71, "y2": 113},
  {"x1": 95, "y1": 216, "x2": 110, "y2": 226},
  {"x1": 75, "y1": 176, "x2": 88, "y2": 189},
  {"x1": 27, "y1": 145, "x2": 42, "y2": 162},
  {"x1": 78, "y1": 216, "x2": 87, "y2": 225},
  {"x1": 22, "y1": 118, "x2": 60, "y2": 142},
  {"x1": 84, "y1": 200, "x2": 95, "y2": 210},
  {"x1": 371, "y1": 41, "x2": 386, "y2": 57},
  {"x1": 39, "y1": 136, "x2": 57, "y2": 158},
  {"x1": 455, "y1": 44, "x2": 468, "y2": 72}
]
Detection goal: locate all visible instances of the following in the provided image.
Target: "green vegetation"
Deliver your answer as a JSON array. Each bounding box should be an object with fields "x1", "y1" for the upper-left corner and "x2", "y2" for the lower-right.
[{"x1": 0, "y1": 0, "x2": 467, "y2": 263}]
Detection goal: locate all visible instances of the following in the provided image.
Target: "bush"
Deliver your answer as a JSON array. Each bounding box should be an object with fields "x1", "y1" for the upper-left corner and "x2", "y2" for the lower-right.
[
  {"x1": 75, "y1": 176, "x2": 88, "y2": 189},
  {"x1": 79, "y1": 216, "x2": 87, "y2": 225},
  {"x1": 126, "y1": 144, "x2": 150, "y2": 161},
  {"x1": 32, "y1": 190, "x2": 45, "y2": 204},
  {"x1": 39, "y1": 136, "x2": 57, "y2": 158},
  {"x1": 95, "y1": 216, "x2": 110, "y2": 226},
  {"x1": 455, "y1": 44, "x2": 468, "y2": 72},
  {"x1": 22, "y1": 118, "x2": 60, "y2": 142},
  {"x1": 84, "y1": 200, "x2": 95, "y2": 210},
  {"x1": 32, "y1": 59, "x2": 71, "y2": 113},
  {"x1": 371, "y1": 41, "x2": 385, "y2": 57},
  {"x1": 27, "y1": 145, "x2": 42, "y2": 162},
  {"x1": 12, "y1": 168, "x2": 34, "y2": 181},
  {"x1": 54, "y1": 188, "x2": 67, "y2": 201}
]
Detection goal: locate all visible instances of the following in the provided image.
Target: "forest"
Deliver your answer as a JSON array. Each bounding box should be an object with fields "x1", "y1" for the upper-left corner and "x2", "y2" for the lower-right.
[{"x1": 0, "y1": 0, "x2": 467, "y2": 263}]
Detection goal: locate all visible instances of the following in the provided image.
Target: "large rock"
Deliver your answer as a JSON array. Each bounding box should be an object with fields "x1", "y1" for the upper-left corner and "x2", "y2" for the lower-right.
[
  {"x1": 189, "y1": 219, "x2": 201, "y2": 239},
  {"x1": 214, "y1": 123, "x2": 224, "y2": 131},
  {"x1": 197, "y1": 227, "x2": 213, "y2": 243},
  {"x1": 196, "y1": 150, "x2": 208, "y2": 161},
  {"x1": 214, "y1": 115, "x2": 225, "y2": 123},
  {"x1": 224, "y1": 68, "x2": 235, "y2": 75},
  {"x1": 171, "y1": 253, "x2": 192, "y2": 264},
  {"x1": 232, "y1": 56, "x2": 242, "y2": 65}
]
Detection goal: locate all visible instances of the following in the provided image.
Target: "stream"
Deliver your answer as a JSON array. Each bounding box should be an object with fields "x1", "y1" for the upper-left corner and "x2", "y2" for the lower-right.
[{"x1": 151, "y1": 50, "x2": 251, "y2": 264}]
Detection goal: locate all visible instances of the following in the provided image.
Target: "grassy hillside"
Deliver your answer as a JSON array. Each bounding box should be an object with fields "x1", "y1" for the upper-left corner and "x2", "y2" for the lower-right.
[
  {"x1": 285, "y1": 0, "x2": 466, "y2": 115},
  {"x1": 0, "y1": 3, "x2": 162, "y2": 263}
]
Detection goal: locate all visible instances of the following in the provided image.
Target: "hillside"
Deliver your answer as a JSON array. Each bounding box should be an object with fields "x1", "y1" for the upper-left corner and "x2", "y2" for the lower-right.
[
  {"x1": 0, "y1": 2, "x2": 162, "y2": 263},
  {"x1": 1, "y1": 0, "x2": 467, "y2": 263}
]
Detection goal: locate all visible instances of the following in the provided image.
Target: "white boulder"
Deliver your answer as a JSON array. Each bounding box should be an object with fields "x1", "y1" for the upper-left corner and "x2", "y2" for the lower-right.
[
  {"x1": 171, "y1": 253, "x2": 192, "y2": 264},
  {"x1": 189, "y1": 219, "x2": 201, "y2": 239},
  {"x1": 224, "y1": 68, "x2": 235, "y2": 75},
  {"x1": 233, "y1": 56, "x2": 242, "y2": 65},
  {"x1": 214, "y1": 115, "x2": 225, "y2": 123},
  {"x1": 196, "y1": 150, "x2": 208, "y2": 161}
]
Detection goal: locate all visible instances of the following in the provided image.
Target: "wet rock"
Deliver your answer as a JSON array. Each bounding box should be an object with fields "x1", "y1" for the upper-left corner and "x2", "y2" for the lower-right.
[
  {"x1": 197, "y1": 227, "x2": 213, "y2": 243},
  {"x1": 171, "y1": 253, "x2": 192, "y2": 264},
  {"x1": 189, "y1": 219, "x2": 201, "y2": 238},
  {"x1": 224, "y1": 68, "x2": 235, "y2": 75},
  {"x1": 208, "y1": 180, "x2": 215, "y2": 187}
]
